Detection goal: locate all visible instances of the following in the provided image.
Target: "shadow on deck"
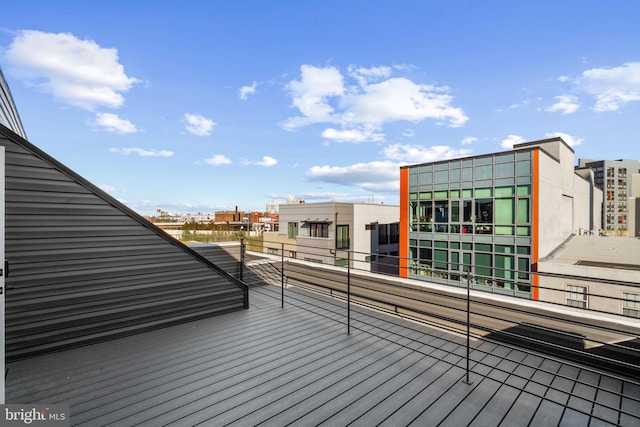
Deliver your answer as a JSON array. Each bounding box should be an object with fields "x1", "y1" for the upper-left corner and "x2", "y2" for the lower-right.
[{"x1": 6, "y1": 281, "x2": 640, "y2": 426}]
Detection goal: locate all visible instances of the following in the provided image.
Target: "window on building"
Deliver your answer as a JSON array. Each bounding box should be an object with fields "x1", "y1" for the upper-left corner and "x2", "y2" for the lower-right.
[
  {"x1": 337, "y1": 225, "x2": 349, "y2": 249},
  {"x1": 288, "y1": 222, "x2": 298, "y2": 239},
  {"x1": 622, "y1": 292, "x2": 640, "y2": 318},
  {"x1": 390, "y1": 223, "x2": 400, "y2": 244},
  {"x1": 566, "y1": 285, "x2": 587, "y2": 308},
  {"x1": 475, "y1": 199, "x2": 493, "y2": 223},
  {"x1": 309, "y1": 222, "x2": 329, "y2": 238}
]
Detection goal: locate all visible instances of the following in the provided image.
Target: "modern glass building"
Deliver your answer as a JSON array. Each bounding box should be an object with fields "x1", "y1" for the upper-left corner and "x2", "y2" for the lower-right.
[{"x1": 399, "y1": 137, "x2": 601, "y2": 300}]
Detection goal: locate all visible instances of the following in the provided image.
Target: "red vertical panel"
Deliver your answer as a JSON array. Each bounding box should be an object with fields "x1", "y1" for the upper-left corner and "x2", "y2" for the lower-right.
[{"x1": 399, "y1": 168, "x2": 409, "y2": 278}]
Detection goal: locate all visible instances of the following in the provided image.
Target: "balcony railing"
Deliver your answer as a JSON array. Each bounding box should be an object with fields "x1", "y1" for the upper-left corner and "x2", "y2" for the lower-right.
[{"x1": 237, "y1": 237, "x2": 640, "y2": 381}]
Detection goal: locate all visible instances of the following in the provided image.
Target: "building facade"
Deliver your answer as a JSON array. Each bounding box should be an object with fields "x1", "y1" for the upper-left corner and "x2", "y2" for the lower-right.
[
  {"x1": 538, "y1": 235, "x2": 640, "y2": 318},
  {"x1": 268, "y1": 201, "x2": 399, "y2": 270},
  {"x1": 578, "y1": 158, "x2": 640, "y2": 236},
  {"x1": 399, "y1": 137, "x2": 602, "y2": 300}
]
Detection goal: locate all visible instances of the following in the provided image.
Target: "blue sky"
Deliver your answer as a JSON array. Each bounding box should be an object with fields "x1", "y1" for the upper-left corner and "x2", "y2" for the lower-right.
[{"x1": 2, "y1": 1, "x2": 640, "y2": 216}]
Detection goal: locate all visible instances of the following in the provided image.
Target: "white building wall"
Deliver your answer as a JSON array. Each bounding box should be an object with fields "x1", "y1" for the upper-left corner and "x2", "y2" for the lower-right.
[
  {"x1": 278, "y1": 202, "x2": 398, "y2": 269},
  {"x1": 352, "y1": 204, "x2": 399, "y2": 270},
  {"x1": 536, "y1": 141, "x2": 596, "y2": 258}
]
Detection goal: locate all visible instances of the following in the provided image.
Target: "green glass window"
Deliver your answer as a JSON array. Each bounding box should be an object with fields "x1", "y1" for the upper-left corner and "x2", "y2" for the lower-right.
[
  {"x1": 451, "y1": 252, "x2": 460, "y2": 270},
  {"x1": 475, "y1": 165, "x2": 493, "y2": 180},
  {"x1": 434, "y1": 241, "x2": 447, "y2": 248},
  {"x1": 517, "y1": 185, "x2": 531, "y2": 196},
  {"x1": 495, "y1": 162, "x2": 515, "y2": 178},
  {"x1": 419, "y1": 192, "x2": 432, "y2": 200},
  {"x1": 450, "y1": 242, "x2": 460, "y2": 249},
  {"x1": 451, "y1": 201, "x2": 460, "y2": 222},
  {"x1": 475, "y1": 253, "x2": 492, "y2": 277},
  {"x1": 495, "y1": 255, "x2": 515, "y2": 279},
  {"x1": 495, "y1": 186, "x2": 515, "y2": 197},
  {"x1": 463, "y1": 253, "x2": 472, "y2": 269},
  {"x1": 419, "y1": 172, "x2": 432, "y2": 185},
  {"x1": 434, "y1": 190, "x2": 448, "y2": 199},
  {"x1": 462, "y1": 189, "x2": 473, "y2": 198},
  {"x1": 494, "y1": 226, "x2": 514, "y2": 235},
  {"x1": 409, "y1": 239, "x2": 417, "y2": 246},
  {"x1": 495, "y1": 198, "x2": 515, "y2": 224},
  {"x1": 518, "y1": 198, "x2": 530, "y2": 223},
  {"x1": 475, "y1": 188, "x2": 492, "y2": 198},
  {"x1": 517, "y1": 226, "x2": 531, "y2": 236},
  {"x1": 475, "y1": 157, "x2": 492, "y2": 166},
  {"x1": 462, "y1": 168, "x2": 473, "y2": 180},
  {"x1": 462, "y1": 242, "x2": 472, "y2": 250},
  {"x1": 435, "y1": 170, "x2": 449, "y2": 183},
  {"x1": 419, "y1": 240, "x2": 432, "y2": 247},
  {"x1": 495, "y1": 245, "x2": 514, "y2": 254},
  {"x1": 450, "y1": 189, "x2": 460, "y2": 198},
  {"x1": 517, "y1": 246, "x2": 530, "y2": 255},
  {"x1": 475, "y1": 243, "x2": 492, "y2": 252},
  {"x1": 518, "y1": 258, "x2": 530, "y2": 279},
  {"x1": 434, "y1": 249, "x2": 448, "y2": 270},
  {"x1": 517, "y1": 160, "x2": 531, "y2": 175}
]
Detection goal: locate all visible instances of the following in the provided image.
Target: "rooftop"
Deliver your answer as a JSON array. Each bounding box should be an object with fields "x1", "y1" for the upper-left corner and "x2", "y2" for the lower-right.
[{"x1": 7, "y1": 281, "x2": 640, "y2": 426}]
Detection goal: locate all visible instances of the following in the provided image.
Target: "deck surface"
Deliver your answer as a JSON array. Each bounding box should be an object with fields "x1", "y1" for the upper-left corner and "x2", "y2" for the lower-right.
[{"x1": 7, "y1": 283, "x2": 640, "y2": 426}]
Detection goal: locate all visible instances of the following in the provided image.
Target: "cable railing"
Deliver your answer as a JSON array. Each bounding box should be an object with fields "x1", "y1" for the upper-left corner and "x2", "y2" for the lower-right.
[
  {"x1": 240, "y1": 247, "x2": 640, "y2": 426},
  {"x1": 233, "y1": 237, "x2": 640, "y2": 381}
]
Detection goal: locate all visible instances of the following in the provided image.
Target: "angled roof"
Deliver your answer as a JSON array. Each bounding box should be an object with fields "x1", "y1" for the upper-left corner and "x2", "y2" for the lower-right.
[
  {"x1": 0, "y1": 123, "x2": 248, "y2": 360},
  {"x1": 0, "y1": 67, "x2": 26, "y2": 139}
]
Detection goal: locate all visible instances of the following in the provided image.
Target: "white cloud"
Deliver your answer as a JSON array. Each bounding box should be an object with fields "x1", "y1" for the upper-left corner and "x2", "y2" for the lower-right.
[
  {"x1": 305, "y1": 143, "x2": 472, "y2": 192},
  {"x1": 203, "y1": 154, "x2": 231, "y2": 165},
  {"x1": 501, "y1": 134, "x2": 526, "y2": 149},
  {"x1": 91, "y1": 113, "x2": 137, "y2": 134},
  {"x1": 109, "y1": 147, "x2": 174, "y2": 157},
  {"x1": 321, "y1": 127, "x2": 385, "y2": 143},
  {"x1": 184, "y1": 113, "x2": 215, "y2": 136},
  {"x1": 546, "y1": 95, "x2": 580, "y2": 115},
  {"x1": 382, "y1": 144, "x2": 472, "y2": 163},
  {"x1": 348, "y1": 65, "x2": 392, "y2": 86},
  {"x1": 5, "y1": 30, "x2": 138, "y2": 110},
  {"x1": 239, "y1": 81, "x2": 257, "y2": 100},
  {"x1": 244, "y1": 156, "x2": 277, "y2": 167},
  {"x1": 306, "y1": 161, "x2": 401, "y2": 192},
  {"x1": 283, "y1": 65, "x2": 345, "y2": 130},
  {"x1": 283, "y1": 64, "x2": 467, "y2": 137},
  {"x1": 544, "y1": 132, "x2": 583, "y2": 147},
  {"x1": 577, "y1": 62, "x2": 640, "y2": 111},
  {"x1": 461, "y1": 136, "x2": 478, "y2": 145}
]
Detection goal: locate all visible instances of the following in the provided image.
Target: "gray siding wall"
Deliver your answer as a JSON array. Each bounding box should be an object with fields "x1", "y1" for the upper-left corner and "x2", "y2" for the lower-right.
[{"x1": 0, "y1": 125, "x2": 248, "y2": 360}]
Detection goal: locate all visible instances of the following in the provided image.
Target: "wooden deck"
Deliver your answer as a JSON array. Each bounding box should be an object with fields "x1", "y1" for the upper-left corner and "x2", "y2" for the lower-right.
[{"x1": 7, "y1": 283, "x2": 640, "y2": 426}]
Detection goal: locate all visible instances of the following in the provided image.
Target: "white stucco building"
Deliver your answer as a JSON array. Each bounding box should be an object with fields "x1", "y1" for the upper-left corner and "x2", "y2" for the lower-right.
[{"x1": 267, "y1": 201, "x2": 399, "y2": 271}]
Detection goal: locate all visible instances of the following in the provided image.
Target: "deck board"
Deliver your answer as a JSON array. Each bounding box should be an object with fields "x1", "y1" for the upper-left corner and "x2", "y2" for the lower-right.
[{"x1": 6, "y1": 283, "x2": 640, "y2": 426}]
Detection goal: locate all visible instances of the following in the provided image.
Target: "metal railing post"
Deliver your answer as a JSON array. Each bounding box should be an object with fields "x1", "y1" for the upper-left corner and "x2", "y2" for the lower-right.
[
  {"x1": 463, "y1": 265, "x2": 473, "y2": 385},
  {"x1": 347, "y1": 250, "x2": 351, "y2": 335},
  {"x1": 281, "y1": 242, "x2": 284, "y2": 308},
  {"x1": 240, "y1": 238, "x2": 245, "y2": 282}
]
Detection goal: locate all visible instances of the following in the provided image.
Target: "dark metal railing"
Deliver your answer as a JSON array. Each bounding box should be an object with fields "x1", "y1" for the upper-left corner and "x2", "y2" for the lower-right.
[{"x1": 236, "y1": 237, "x2": 640, "y2": 383}]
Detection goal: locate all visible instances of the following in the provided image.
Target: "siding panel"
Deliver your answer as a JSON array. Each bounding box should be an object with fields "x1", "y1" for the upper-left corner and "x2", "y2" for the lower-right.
[{"x1": 0, "y1": 126, "x2": 248, "y2": 360}]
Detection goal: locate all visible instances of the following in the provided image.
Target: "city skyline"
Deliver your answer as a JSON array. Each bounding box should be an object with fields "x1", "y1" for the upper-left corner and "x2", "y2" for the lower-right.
[{"x1": 2, "y1": 1, "x2": 639, "y2": 216}]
